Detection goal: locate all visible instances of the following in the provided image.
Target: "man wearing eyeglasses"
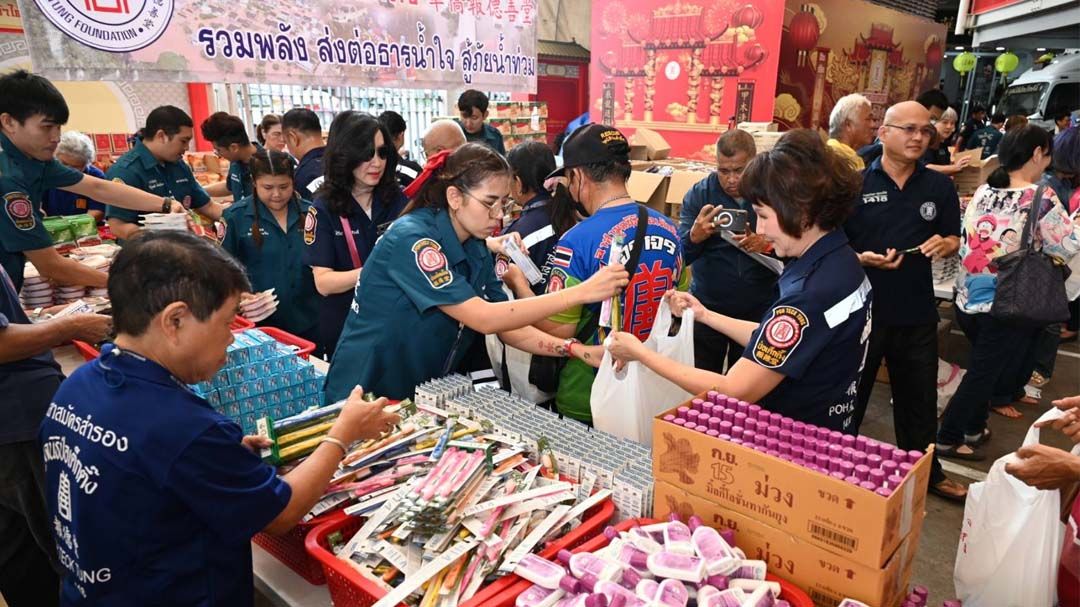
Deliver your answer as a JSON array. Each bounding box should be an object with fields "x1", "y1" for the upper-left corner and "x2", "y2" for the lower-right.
[
  {"x1": 844, "y1": 100, "x2": 967, "y2": 503},
  {"x1": 200, "y1": 112, "x2": 263, "y2": 203}
]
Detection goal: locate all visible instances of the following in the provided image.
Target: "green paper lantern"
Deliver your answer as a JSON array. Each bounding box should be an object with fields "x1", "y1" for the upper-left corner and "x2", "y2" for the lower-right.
[
  {"x1": 995, "y1": 52, "x2": 1019, "y2": 74},
  {"x1": 953, "y1": 52, "x2": 977, "y2": 74}
]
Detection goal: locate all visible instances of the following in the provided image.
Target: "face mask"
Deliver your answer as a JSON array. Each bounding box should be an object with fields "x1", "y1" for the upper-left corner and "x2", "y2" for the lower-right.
[{"x1": 563, "y1": 172, "x2": 592, "y2": 218}]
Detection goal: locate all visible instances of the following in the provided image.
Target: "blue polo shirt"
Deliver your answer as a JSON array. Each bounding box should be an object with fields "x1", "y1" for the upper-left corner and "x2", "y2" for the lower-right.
[
  {"x1": 221, "y1": 196, "x2": 319, "y2": 338},
  {"x1": 678, "y1": 173, "x2": 778, "y2": 316},
  {"x1": 0, "y1": 133, "x2": 85, "y2": 289},
  {"x1": 501, "y1": 193, "x2": 559, "y2": 295},
  {"x1": 302, "y1": 188, "x2": 407, "y2": 356},
  {"x1": 0, "y1": 263, "x2": 63, "y2": 444},
  {"x1": 965, "y1": 126, "x2": 1002, "y2": 159},
  {"x1": 105, "y1": 140, "x2": 211, "y2": 225},
  {"x1": 44, "y1": 166, "x2": 107, "y2": 218},
  {"x1": 227, "y1": 145, "x2": 263, "y2": 202},
  {"x1": 458, "y1": 121, "x2": 507, "y2": 156},
  {"x1": 845, "y1": 159, "x2": 961, "y2": 327},
  {"x1": 324, "y1": 207, "x2": 508, "y2": 401},
  {"x1": 40, "y1": 345, "x2": 292, "y2": 607},
  {"x1": 293, "y1": 146, "x2": 325, "y2": 199},
  {"x1": 743, "y1": 230, "x2": 872, "y2": 432}
]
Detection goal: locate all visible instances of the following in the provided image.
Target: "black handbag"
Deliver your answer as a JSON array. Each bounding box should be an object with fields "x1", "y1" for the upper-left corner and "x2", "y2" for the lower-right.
[
  {"x1": 989, "y1": 184, "x2": 1072, "y2": 327},
  {"x1": 528, "y1": 205, "x2": 650, "y2": 393}
]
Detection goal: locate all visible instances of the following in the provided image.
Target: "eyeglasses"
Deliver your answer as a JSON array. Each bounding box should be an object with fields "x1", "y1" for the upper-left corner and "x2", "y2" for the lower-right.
[
  {"x1": 463, "y1": 190, "x2": 514, "y2": 217},
  {"x1": 883, "y1": 124, "x2": 936, "y2": 139},
  {"x1": 361, "y1": 145, "x2": 395, "y2": 162}
]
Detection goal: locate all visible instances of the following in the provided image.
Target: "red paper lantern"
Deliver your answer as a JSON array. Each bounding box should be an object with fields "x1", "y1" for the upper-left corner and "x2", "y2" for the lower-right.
[
  {"x1": 742, "y1": 43, "x2": 767, "y2": 69},
  {"x1": 925, "y1": 41, "x2": 943, "y2": 71},
  {"x1": 601, "y1": 50, "x2": 620, "y2": 74},
  {"x1": 732, "y1": 4, "x2": 763, "y2": 29},
  {"x1": 789, "y1": 6, "x2": 820, "y2": 66}
]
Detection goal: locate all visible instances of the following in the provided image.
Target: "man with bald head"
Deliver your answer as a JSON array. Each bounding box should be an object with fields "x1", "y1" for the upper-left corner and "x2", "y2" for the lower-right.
[
  {"x1": 844, "y1": 100, "x2": 966, "y2": 502},
  {"x1": 421, "y1": 119, "x2": 466, "y2": 159}
]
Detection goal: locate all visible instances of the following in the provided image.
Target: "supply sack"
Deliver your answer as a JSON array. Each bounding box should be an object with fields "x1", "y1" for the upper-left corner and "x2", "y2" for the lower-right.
[
  {"x1": 590, "y1": 301, "x2": 694, "y2": 444},
  {"x1": 954, "y1": 407, "x2": 1079, "y2": 607}
]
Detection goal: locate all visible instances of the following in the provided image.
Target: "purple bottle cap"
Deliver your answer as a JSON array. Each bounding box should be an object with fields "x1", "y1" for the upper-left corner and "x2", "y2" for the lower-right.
[
  {"x1": 677, "y1": 406, "x2": 690, "y2": 416},
  {"x1": 673, "y1": 418, "x2": 687, "y2": 426},
  {"x1": 882, "y1": 460, "x2": 899, "y2": 475},
  {"x1": 859, "y1": 481, "x2": 878, "y2": 491},
  {"x1": 864, "y1": 439, "x2": 880, "y2": 457},
  {"x1": 706, "y1": 430, "x2": 720, "y2": 437},
  {"x1": 840, "y1": 460, "x2": 855, "y2": 474},
  {"x1": 719, "y1": 527, "x2": 736, "y2": 545},
  {"x1": 790, "y1": 434, "x2": 805, "y2": 449},
  {"x1": 828, "y1": 444, "x2": 843, "y2": 458},
  {"x1": 841, "y1": 434, "x2": 856, "y2": 449},
  {"x1": 736, "y1": 402, "x2": 749, "y2": 415},
  {"x1": 869, "y1": 468, "x2": 886, "y2": 483},
  {"x1": 907, "y1": 449, "x2": 925, "y2": 464},
  {"x1": 766, "y1": 437, "x2": 779, "y2": 451},
  {"x1": 707, "y1": 390, "x2": 720, "y2": 403},
  {"x1": 792, "y1": 421, "x2": 806, "y2": 434},
  {"x1": 687, "y1": 410, "x2": 701, "y2": 421},
  {"x1": 899, "y1": 462, "x2": 915, "y2": 475},
  {"x1": 720, "y1": 421, "x2": 733, "y2": 434},
  {"x1": 779, "y1": 441, "x2": 792, "y2": 455},
  {"x1": 682, "y1": 422, "x2": 695, "y2": 431},
  {"x1": 781, "y1": 417, "x2": 793, "y2": 431},
  {"x1": 755, "y1": 444, "x2": 769, "y2": 453},
  {"x1": 622, "y1": 567, "x2": 643, "y2": 586},
  {"x1": 766, "y1": 449, "x2": 781, "y2": 458},
  {"x1": 707, "y1": 574, "x2": 730, "y2": 589},
  {"x1": 841, "y1": 446, "x2": 855, "y2": 460},
  {"x1": 804, "y1": 437, "x2": 819, "y2": 453},
  {"x1": 855, "y1": 436, "x2": 869, "y2": 449},
  {"x1": 888, "y1": 474, "x2": 905, "y2": 488},
  {"x1": 721, "y1": 409, "x2": 735, "y2": 424},
  {"x1": 718, "y1": 434, "x2": 732, "y2": 441},
  {"x1": 855, "y1": 464, "x2": 871, "y2": 480},
  {"x1": 708, "y1": 416, "x2": 722, "y2": 431},
  {"x1": 557, "y1": 549, "x2": 573, "y2": 564},
  {"x1": 778, "y1": 429, "x2": 792, "y2": 443},
  {"x1": 828, "y1": 430, "x2": 843, "y2": 443},
  {"x1": 731, "y1": 425, "x2": 744, "y2": 437},
  {"x1": 830, "y1": 471, "x2": 846, "y2": 480},
  {"x1": 663, "y1": 414, "x2": 676, "y2": 422},
  {"x1": 845, "y1": 475, "x2": 861, "y2": 485},
  {"x1": 853, "y1": 451, "x2": 868, "y2": 466},
  {"x1": 790, "y1": 445, "x2": 804, "y2": 461},
  {"x1": 747, "y1": 403, "x2": 761, "y2": 416},
  {"x1": 891, "y1": 449, "x2": 907, "y2": 464},
  {"x1": 875, "y1": 486, "x2": 893, "y2": 497},
  {"x1": 868, "y1": 454, "x2": 884, "y2": 469},
  {"x1": 734, "y1": 412, "x2": 748, "y2": 425},
  {"x1": 754, "y1": 434, "x2": 767, "y2": 447},
  {"x1": 766, "y1": 426, "x2": 779, "y2": 440},
  {"x1": 769, "y1": 412, "x2": 783, "y2": 426},
  {"x1": 816, "y1": 427, "x2": 830, "y2": 442},
  {"x1": 697, "y1": 425, "x2": 710, "y2": 434},
  {"x1": 755, "y1": 410, "x2": 770, "y2": 424},
  {"x1": 560, "y1": 574, "x2": 582, "y2": 593},
  {"x1": 780, "y1": 454, "x2": 794, "y2": 462},
  {"x1": 830, "y1": 457, "x2": 844, "y2": 473},
  {"x1": 604, "y1": 526, "x2": 620, "y2": 540},
  {"x1": 792, "y1": 458, "x2": 806, "y2": 467},
  {"x1": 815, "y1": 453, "x2": 830, "y2": 468},
  {"x1": 688, "y1": 515, "x2": 703, "y2": 530},
  {"x1": 586, "y1": 594, "x2": 609, "y2": 607},
  {"x1": 692, "y1": 398, "x2": 705, "y2": 410},
  {"x1": 731, "y1": 438, "x2": 744, "y2": 446},
  {"x1": 743, "y1": 430, "x2": 757, "y2": 443}
]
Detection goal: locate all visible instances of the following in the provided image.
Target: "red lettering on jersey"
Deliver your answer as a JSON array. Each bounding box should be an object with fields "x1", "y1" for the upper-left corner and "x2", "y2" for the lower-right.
[{"x1": 624, "y1": 260, "x2": 676, "y2": 340}]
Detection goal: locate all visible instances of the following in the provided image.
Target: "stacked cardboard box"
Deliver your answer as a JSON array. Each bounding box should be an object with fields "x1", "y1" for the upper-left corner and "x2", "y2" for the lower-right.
[
  {"x1": 651, "y1": 395, "x2": 930, "y2": 607},
  {"x1": 951, "y1": 148, "x2": 999, "y2": 197},
  {"x1": 625, "y1": 129, "x2": 713, "y2": 220}
]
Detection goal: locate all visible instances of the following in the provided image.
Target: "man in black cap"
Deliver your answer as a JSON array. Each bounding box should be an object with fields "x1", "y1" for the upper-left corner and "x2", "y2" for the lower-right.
[{"x1": 532, "y1": 124, "x2": 689, "y2": 423}]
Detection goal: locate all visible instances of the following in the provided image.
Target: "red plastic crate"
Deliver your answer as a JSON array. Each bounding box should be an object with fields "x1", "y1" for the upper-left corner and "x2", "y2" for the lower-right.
[
  {"x1": 571, "y1": 518, "x2": 815, "y2": 607},
  {"x1": 253, "y1": 509, "x2": 349, "y2": 585},
  {"x1": 70, "y1": 320, "x2": 299, "y2": 363},
  {"x1": 305, "y1": 498, "x2": 616, "y2": 607}
]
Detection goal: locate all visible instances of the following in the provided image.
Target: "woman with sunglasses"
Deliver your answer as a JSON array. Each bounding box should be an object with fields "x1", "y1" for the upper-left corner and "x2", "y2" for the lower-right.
[
  {"x1": 221, "y1": 149, "x2": 320, "y2": 348},
  {"x1": 302, "y1": 112, "x2": 407, "y2": 358},
  {"x1": 323, "y1": 143, "x2": 628, "y2": 402}
]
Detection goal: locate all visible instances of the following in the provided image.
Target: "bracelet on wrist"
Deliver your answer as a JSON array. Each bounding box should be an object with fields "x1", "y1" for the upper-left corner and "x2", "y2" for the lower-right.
[{"x1": 319, "y1": 436, "x2": 348, "y2": 457}]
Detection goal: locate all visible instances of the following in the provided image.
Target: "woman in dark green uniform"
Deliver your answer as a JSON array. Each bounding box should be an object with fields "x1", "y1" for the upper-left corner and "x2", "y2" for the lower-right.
[
  {"x1": 324, "y1": 143, "x2": 628, "y2": 401},
  {"x1": 221, "y1": 149, "x2": 319, "y2": 347}
]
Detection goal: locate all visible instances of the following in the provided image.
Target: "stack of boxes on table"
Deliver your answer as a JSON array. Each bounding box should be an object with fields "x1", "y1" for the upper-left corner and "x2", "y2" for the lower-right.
[
  {"x1": 436, "y1": 101, "x2": 548, "y2": 152},
  {"x1": 414, "y1": 376, "x2": 654, "y2": 522},
  {"x1": 651, "y1": 391, "x2": 931, "y2": 607},
  {"x1": 18, "y1": 250, "x2": 115, "y2": 310},
  {"x1": 189, "y1": 329, "x2": 326, "y2": 435}
]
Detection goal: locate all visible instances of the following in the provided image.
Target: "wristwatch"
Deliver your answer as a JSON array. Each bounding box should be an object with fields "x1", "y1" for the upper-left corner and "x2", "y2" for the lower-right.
[{"x1": 161, "y1": 196, "x2": 176, "y2": 213}]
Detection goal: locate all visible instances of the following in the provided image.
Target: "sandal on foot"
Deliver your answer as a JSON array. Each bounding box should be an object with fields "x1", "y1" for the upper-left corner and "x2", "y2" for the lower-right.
[
  {"x1": 991, "y1": 405, "x2": 1023, "y2": 418},
  {"x1": 964, "y1": 428, "x2": 992, "y2": 448},
  {"x1": 929, "y1": 479, "x2": 968, "y2": 503},
  {"x1": 936, "y1": 443, "x2": 985, "y2": 461}
]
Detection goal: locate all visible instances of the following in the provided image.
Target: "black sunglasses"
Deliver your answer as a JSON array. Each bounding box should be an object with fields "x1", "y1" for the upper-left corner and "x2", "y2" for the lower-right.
[{"x1": 361, "y1": 145, "x2": 395, "y2": 162}]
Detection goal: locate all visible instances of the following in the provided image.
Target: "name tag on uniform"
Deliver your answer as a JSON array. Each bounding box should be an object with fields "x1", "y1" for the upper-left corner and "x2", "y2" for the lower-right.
[{"x1": 862, "y1": 191, "x2": 888, "y2": 205}]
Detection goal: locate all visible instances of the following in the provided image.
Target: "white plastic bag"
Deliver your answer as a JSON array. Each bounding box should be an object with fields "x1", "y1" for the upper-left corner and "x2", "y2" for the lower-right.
[
  {"x1": 485, "y1": 286, "x2": 554, "y2": 405},
  {"x1": 954, "y1": 407, "x2": 1078, "y2": 607},
  {"x1": 590, "y1": 301, "x2": 694, "y2": 444}
]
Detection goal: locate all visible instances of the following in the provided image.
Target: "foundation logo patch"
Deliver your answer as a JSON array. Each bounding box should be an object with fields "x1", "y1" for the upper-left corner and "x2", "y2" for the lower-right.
[
  {"x1": 412, "y1": 238, "x2": 452, "y2": 288},
  {"x1": 753, "y1": 306, "x2": 809, "y2": 368},
  {"x1": 4, "y1": 192, "x2": 35, "y2": 231},
  {"x1": 920, "y1": 201, "x2": 938, "y2": 221},
  {"x1": 33, "y1": 0, "x2": 175, "y2": 53},
  {"x1": 303, "y1": 207, "x2": 317, "y2": 245}
]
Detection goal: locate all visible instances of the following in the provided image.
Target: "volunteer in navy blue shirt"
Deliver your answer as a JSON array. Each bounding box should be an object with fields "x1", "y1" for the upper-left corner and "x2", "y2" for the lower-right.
[
  {"x1": 43, "y1": 131, "x2": 105, "y2": 222},
  {"x1": 679, "y1": 129, "x2": 778, "y2": 373},
  {"x1": 220, "y1": 149, "x2": 319, "y2": 348},
  {"x1": 324, "y1": 144, "x2": 627, "y2": 401},
  {"x1": 40, "y1": 231, "x2": 399, "y2": 607},
  {"x1": 497, "y1": 140, "x2": 578, "y2": 297},
  {"x1": 608, "y1": 130, "x2": 872, "y2": 432},
  {"x1": 379, "y1": 110, "x2": 424, "y2": 189},
  {"x1": 283, "y1": 108, "x2": 326, "y2": 199},
  {"x1": 0, "y1": 262, "x2": 110, "y2": 607},
  {"x1": 845, "y1": 101, "x2": 967, "y2": 501},
  {"x1": 200, "y1": 111, "x2": 262, "y2": 202},
  {"x1": 301, "y1": 112, "x2": 407, "y2": 359}
]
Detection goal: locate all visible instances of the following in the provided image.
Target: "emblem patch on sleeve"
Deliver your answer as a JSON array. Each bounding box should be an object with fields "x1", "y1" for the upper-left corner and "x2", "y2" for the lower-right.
[
  {"x1": 412, "y1": 238, "x2": 452, "y2": 288},
  {"x1": 303, "y1": 207, "x2": 317, "y2": 245},
  {"x1": 494, "y1": 255, "x2": 510, "y2": 278},
  {"x1": 752, "y1": 306, "x2": 809, "y2": 368},
  {"x1": 547, "y1": 268, "x2": 567, "y2": 292},
  {"x1": 4, "y1": 192, "x2": 35, "y2": 231}
]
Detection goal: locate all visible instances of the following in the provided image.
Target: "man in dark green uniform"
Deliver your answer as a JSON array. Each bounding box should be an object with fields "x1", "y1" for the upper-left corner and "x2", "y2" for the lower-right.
[
  {"x1": 0, "y1": 71, "x2": 182, "y2": 290},
  {"x1": 455, "y1": 90, "x2": 507, "y2": 156},
  {"x1": 106, "y1": 106, "x2": 223, "y2": 241},
  {"x1": 200, "y1": 112, "x2": 262, "y2": 202}
]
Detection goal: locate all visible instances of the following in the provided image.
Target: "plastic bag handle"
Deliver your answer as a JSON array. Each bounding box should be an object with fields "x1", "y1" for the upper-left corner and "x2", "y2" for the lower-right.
[{"x1": 1021, "y1": 406, "x2": 1080, "y2": 456}]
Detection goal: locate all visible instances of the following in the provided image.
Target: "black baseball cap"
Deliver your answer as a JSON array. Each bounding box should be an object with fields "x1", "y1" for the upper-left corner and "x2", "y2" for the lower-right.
[{"x1": 547, "y1": 123, "x2": 631, "y2": 179}]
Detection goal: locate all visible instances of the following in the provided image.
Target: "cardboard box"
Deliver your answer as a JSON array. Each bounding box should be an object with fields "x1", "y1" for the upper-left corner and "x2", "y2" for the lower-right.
[
  {"x1": 654, "y1": 482, "x2": 922, "y2": 607},
  {"x1": 952, "y1": 150, "x2": 999, "y2": 197},
  {"x1": 627, "y1": 168, "x2": 669, "y2": 212},
  {"x1": 665, "y1": 168, "x2": 710, "y2": 204},
  {"x1": 630, "y1": 127, "x2": 671, "y2": 160},
  {"x1": 652, "y1": 401, "x2": 931, "y2": 567}
]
